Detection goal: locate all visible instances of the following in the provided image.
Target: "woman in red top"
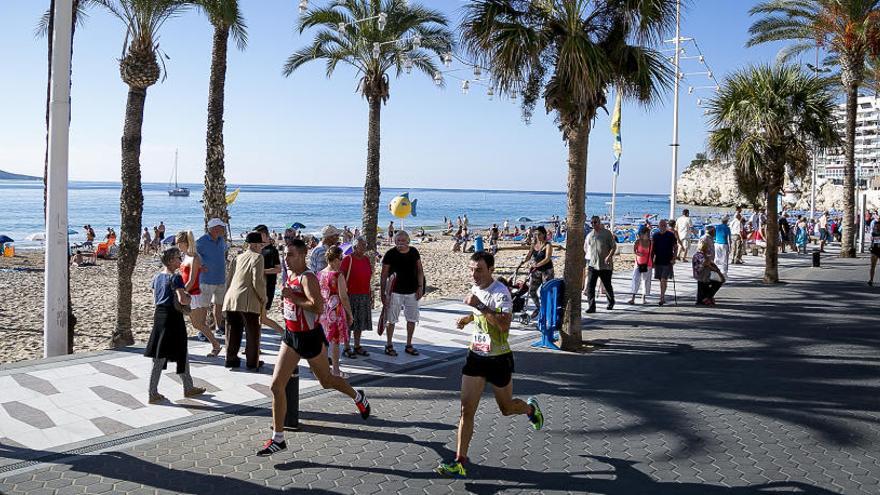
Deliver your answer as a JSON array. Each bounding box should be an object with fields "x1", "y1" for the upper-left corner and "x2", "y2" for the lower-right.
[
  {"x1": 339, "y1": 237, "x2": 373, "y2": 358},
  {"x1": 628, "y1": 227, "x2": 653, "y2": 305},
  {"x1": 176, "y1": 231, "x2": 222, "y2": 357}
]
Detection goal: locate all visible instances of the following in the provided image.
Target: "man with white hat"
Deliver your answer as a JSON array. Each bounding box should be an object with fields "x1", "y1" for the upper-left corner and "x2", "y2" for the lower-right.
[
  {"x1": 197, "y1": 218, "x2": 228, "y2": 339},
  {"x1": 309, "y1": 225, "x2": 341, "y2": 273}
]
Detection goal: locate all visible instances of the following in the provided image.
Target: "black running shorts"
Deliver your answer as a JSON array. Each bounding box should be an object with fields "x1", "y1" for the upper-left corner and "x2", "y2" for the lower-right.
[
  {"x1": 282, "y1": 326, "x2": 327, "y2": 360},
  {"x1": 462, "y1": 351, "x2": 515, "y2": 388}
]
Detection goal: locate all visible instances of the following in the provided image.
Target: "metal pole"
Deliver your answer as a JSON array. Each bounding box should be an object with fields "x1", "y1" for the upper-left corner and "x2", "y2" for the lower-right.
[
  {"x1": 44, "y1": 0, "x2": 73, "y2": 358},
  {"x1": 669, "y1": 0, "x2": 681, "y2": 221},
  {"x1": 809, "y1": 47, "x2": 819, "y2": 221},
  {"x1": 610, "y1": 171, "x2": 618, "y2": 232}
]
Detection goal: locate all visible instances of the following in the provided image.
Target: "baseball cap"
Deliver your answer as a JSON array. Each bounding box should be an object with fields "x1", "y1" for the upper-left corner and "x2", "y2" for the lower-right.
[{"x1": 207, "y1": 218, "x2": 225, "y2": 229}]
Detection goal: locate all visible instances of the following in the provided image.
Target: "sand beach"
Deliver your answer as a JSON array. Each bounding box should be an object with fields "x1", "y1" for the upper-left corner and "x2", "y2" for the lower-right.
[{"x1": 0, "y1": 238, "x2": 636, "y2": 365}]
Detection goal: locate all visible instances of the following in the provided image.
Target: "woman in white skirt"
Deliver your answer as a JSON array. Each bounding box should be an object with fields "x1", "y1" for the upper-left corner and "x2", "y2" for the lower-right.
[{"x1": 628, "y1": 227, "x2": 653, "y2": 305}]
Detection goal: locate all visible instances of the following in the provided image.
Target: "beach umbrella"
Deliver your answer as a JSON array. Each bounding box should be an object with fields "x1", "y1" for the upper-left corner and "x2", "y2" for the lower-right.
[
  {"x1": 0, "y1": 235, "x2": 13, "y2": 244},
  {"x1": 27, "y1": 232, "x2": 45, "y2": 242},
  {"x1": 68, "y1": 228, "x2": 78, "y2": 235},
  {"x1": 517, "y1": 216, "x2": 532, "y2": 223},
  {"x1": 290, "y1": 222, "x2": 306, "y2": 230},
  {"x1": 163, "y1": 235, "x2": 176, "y2": 245}
]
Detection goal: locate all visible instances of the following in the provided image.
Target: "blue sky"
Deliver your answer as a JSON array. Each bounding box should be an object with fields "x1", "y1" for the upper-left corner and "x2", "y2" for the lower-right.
[{"x1": 0, "y1": 0, "x2": 795, "y2": 194}]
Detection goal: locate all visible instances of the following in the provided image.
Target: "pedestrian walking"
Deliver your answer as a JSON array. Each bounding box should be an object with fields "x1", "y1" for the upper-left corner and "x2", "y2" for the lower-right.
[
  {"x1": 651, "y1": 219, "x2": 678, "y2": 306},
  {"x1": 714, "y1": 215, "x2": 731, "y2": 277},
  {"x1": 628, "y1": 226, "x2": 653, "y2": 305},
  {"x1": 730, "y1": 208, "x2": 745, "y2": 264},
  {"x1": 515, "y1": 226, "x2": 554, "y2": 318},
  {"x1": 319, "y1": 246, "x2": 354, "y2": 378},
  {"x1": 256, "y1": 239, "x2": 370, "y2": 457},
  {"x1": 340, "y1": 236, "x2": 373, "y2": 358},
  {"x1": 144, "y1": 247, "x2": 206, "y2": 404},
  {"x1": 223, "y1": 232, "x2": 267, "y2": 371},
  {"x1": 381, "y1": 230, "x2": 425, "y2": 356},
  {"x1": 435, "y1": 251, "x2": 543, "y2": 478},
  {"x1": 676, "y1": 209, "x2": 694, "y2": 261},
  {"x1": 175, "y1": 230, "x2": 222, "y2": 356},
  {"x1": 583, "y1": 216, "x2": 617, "y2": 313},
  {"x1": 197, "y1": 218, "x2": 228, "y2": 339}
]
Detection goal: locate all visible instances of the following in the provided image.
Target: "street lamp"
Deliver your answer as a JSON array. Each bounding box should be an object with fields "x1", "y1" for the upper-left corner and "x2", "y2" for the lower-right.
[{"x1": 461, "y1": 80, "x2": 470, "y2": 94}]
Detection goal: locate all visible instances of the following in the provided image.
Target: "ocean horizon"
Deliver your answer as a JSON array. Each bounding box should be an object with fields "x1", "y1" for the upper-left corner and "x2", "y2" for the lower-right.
[{"x1": 1, "y1": 179, "x2": 691, "y2": 248}]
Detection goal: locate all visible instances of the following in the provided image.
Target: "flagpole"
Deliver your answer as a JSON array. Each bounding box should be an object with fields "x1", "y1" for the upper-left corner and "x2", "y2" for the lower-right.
[
  {"x1": 44, "y1": 0, "x2": 74, "y2": 358},
  {"x1": 610, "y1": 170, "x2": 618, "y2": 232}
]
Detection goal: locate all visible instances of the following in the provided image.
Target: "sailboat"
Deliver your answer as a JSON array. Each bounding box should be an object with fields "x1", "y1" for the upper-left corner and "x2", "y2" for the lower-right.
[{"x1": 168, "y1": 148, "x2": 190, "y2": 197}]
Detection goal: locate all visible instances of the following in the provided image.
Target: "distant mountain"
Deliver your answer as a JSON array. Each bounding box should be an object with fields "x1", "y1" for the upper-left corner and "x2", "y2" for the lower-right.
[{"x1": 0, "y1": 169, "x2": 40, "y2": 181}]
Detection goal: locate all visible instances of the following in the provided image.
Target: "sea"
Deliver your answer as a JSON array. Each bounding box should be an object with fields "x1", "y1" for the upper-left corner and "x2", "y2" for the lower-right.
[{"x1": 0, "y1": 180, "x2": 707, "y2": 248}]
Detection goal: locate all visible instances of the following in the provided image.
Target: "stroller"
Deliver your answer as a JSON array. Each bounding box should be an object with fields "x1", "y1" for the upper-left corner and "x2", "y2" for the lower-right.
[{"x1": 500, "y1": 268, "x2": 532, "y2": 325}]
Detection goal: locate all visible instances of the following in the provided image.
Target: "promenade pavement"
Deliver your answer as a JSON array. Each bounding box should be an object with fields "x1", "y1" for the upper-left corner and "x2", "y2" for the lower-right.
[{"x1": 1, "y1": 246, "x2": 878, "y2": 493}]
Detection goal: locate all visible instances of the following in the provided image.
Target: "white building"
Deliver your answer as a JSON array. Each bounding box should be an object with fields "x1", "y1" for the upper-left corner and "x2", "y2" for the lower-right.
[{"x1": 816, "y1": 95, "x2": 880, "y2": 185}]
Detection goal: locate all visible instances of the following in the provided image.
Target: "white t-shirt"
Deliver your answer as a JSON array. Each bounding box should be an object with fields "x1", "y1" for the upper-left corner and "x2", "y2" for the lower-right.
[
  {"x1": 469, "y1": 279, "x2": 513, "y2": 357},
  {"x1": 676, "y1": 215, "x2": 693, "y2": 238},
  {"x1": 729, "y1": 216, "x2": 743, "y2": 235}
]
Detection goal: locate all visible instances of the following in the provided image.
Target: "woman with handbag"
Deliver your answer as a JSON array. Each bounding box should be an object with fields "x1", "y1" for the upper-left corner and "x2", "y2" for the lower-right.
[
  {"x1": 144, "y1": 247, "x2": 206, "y2": 404},
  {"x1": 628, "y1": 227, "x2": 653, "y2": 304},
  {"x1": 692, "y1": 240, "x2": 725, "y2": 306}
]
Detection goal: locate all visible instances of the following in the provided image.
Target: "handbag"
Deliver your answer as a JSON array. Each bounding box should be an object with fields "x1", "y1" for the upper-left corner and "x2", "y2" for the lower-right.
[
  {"x1": 637, "y1": 263, "x2": 648, "y2": 273},
  {"x1": 709, "y1": 271, "x2": 723, "y2": 283}
]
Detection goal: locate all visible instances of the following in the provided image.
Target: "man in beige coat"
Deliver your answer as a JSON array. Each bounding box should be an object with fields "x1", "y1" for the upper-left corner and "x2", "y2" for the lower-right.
[{"x1": 223, "y1": 232, "x2": 267, "y2": 370}]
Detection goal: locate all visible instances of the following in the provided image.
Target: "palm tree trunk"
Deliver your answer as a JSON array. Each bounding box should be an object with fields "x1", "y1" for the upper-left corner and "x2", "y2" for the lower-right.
[
  {"x1": 362, "y1": 95, "x2": 382, "y2": 255},
  {"x1": 202, "y1": 24, "x2": 230, "y2": 230},
  {"x1": 112, "y1": 86, "x2": 147, "y2": 348},
  {"x1": 763, "y1": 184, "x2": 780, "y2": 283},
  {"x1": 840, "y1": 79, "x2": 858, "y2": 258},
  {"x1": 560, "y1": 122, "x2": 590, "y2": 351}
]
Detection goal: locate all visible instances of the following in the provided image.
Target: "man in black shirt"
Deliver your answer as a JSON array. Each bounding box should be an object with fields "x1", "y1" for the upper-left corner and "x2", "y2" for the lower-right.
[
  {"x1": 254, "y1": 225, "x2": 283, "y2": 334},
  {"x1": 381, "y1": 230, "x2": 425, "y2": 357},
  {"x1": 651, "y1": 219, "x2": 678, "y2": 306}
]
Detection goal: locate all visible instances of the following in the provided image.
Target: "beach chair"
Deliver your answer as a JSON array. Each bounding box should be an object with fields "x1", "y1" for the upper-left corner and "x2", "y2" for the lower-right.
[
  {"x1": 531, "y1": 278, "x2": 564, "y2": 350},
  {"x1": 95, "y1": 236, "x2": 116, "y2": 259}
]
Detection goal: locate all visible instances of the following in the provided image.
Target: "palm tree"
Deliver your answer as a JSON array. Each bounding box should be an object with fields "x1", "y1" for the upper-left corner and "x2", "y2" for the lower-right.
[
  {"x1": 748, "y1": 0, "x2": 880, "y2": 258},
  {"x1": 707, "y1": 65, "x2": 839, "y2": 282},
  {"x1": 285, "y1": 0, "x2": 453, "y2": 253},
  {"x1": 37, "y1": 0, "x2": 98, "y2": 354},
  {"x1": 460, "y1": 0, "x2": 674, "y2": 350},
  {"x1": 96, "y1": 0, "x2": 189, "y2": 347},
  {"x1": 193, "y1": 0, "x2": 247, "y2": 229}
]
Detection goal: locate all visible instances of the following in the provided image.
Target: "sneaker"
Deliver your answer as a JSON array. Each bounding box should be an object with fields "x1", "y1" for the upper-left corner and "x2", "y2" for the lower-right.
[
  {"x1": 148, "y1": 393, "x2": 166, "y2": 404},
  {"x1": 354, "y1": 390, "x2": 371, "y2": 420},
  {"x1": 256, "y1": 438, "x2": 287, "y2": 456},
  {"x1": 435, "y1": 459, "x2": 467, "y2": 478},
  {"x1": 196, "y1": 332, "x2": 208, "y2": 342},
  {"x1": 214, "y1": 328, "x2": 225, "y2": 339},
  {"x1": 527, "y1": 397, "x2": 544, "y2": 431},
  {"x1": 184, "y1": 387, "x2": 206, "y2": 398},
  {"x1": 606, "y1": 301, "x2": 615, "y2": 311},
  {"x1": 585, "y1": 306, "x2": 596, "y2": 314}
]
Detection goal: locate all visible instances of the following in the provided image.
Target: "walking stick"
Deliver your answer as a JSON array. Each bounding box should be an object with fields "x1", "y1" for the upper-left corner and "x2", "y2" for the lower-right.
[{"x1": 671, "y1": 264, "x2": 678, "y2": 306}]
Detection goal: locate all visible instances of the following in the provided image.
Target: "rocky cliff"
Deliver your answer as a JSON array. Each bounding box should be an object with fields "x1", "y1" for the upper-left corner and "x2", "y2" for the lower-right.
[{"x1": 676, "y1": 159, "x2": 879, "y2": 210}]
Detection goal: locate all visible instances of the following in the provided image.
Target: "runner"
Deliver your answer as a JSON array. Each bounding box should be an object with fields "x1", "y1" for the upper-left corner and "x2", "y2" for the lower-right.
[
  {"x1": 256, "y1": 239, "x2": 371, "y2": 456},
  {"x1": 435, "y1": 251, "x2": 544, "y2": 478}
]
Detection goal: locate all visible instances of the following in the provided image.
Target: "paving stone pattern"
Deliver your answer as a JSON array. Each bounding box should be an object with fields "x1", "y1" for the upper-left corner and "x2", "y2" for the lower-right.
[{"x1": 1, "y1": 250, "x2": 878, "y2": 493}]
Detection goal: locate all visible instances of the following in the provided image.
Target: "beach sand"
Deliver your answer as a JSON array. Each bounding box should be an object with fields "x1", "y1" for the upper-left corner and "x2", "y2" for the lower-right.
[{"x1": 0, "y1": 238, "x2": 634, "y2": 365}]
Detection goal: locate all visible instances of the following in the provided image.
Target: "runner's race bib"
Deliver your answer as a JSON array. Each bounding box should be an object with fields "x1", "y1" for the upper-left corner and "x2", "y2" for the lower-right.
[{"x1": 471, "y1": 330, "x2": 491, "y2": 356}]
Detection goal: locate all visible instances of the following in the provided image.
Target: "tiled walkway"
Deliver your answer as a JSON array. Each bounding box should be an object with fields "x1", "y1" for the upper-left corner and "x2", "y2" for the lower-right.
[{"x1": 0, "y1": 248, "x2": 779, "y2": 466}]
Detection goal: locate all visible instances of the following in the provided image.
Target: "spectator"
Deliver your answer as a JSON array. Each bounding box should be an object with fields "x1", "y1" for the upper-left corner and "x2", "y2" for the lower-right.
[
  {"x1": 381, "y1": 230, "x2": 425, "y2": 357},
  {"x1": 651, "y1": 219, "x2": 678, "y2": 306},
  {"x1": 309, "y1": 225, "x2": 341, "y2": 273},
  {"x1": 340, "y1": 236, "x2": 373, "y2": 358},
  {"x1": 222, "y1": 231, "x2": 267, "y2": 370},
  {"x1": 583, "y1": 216, "x2": 617, "y2": 313},
  {"x1": 197, "y1": 218, "x2": 228, "y2": 339}
]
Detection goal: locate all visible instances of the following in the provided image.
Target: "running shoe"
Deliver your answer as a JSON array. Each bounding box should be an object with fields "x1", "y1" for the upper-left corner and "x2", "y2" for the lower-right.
[
  {"x1": 435, "y1": 459, "x2": 467, "y2": 478},
  {"x1": 355, "y1": 390, "x2": 371, "y2": 420},
  {"x1": 256, "y1": 438, "x2": 287, "y2": 456},
  {"x1": 196, "y1": 332, "x2": 208, "y2": 342},
  {"x1": 527, "y1": 397, "x2": 544, "y2": 431}
]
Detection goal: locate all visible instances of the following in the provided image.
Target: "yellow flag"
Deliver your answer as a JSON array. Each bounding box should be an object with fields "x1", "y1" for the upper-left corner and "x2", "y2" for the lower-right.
[
  {"x1": 225, "y1": 188, "x2": 240, "y2": 206},
  {"x1": 610, "y1": 92, "x2": 622, "y2": 160}
]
